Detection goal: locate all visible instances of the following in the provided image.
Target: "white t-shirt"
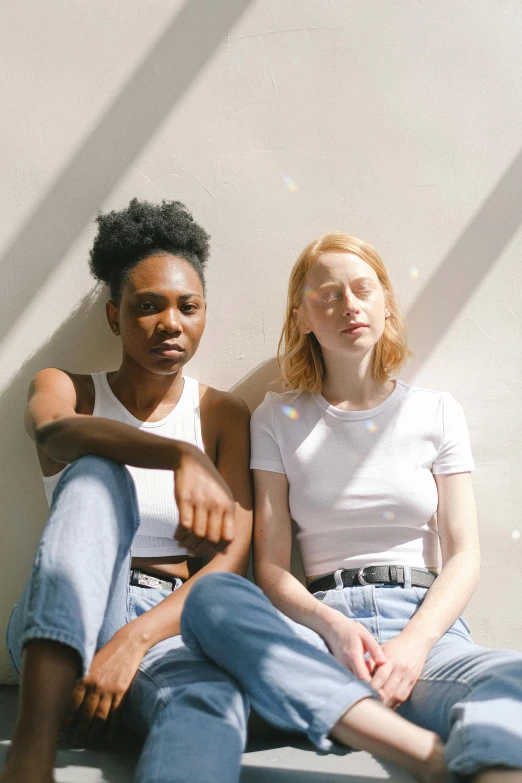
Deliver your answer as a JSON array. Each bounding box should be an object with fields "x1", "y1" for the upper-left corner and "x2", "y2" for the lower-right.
[{"x1": 250, "y1": 379, "x2": 474, "y2": 577}]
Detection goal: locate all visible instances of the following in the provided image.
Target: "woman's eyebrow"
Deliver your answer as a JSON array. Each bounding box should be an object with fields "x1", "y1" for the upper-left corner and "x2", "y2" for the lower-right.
[
  {"x1": 134, "y1": 290, "x2": 203, "y2": 300},
  {"x1": 316, "y1": 276, "x2": 374, "y2": 289}
]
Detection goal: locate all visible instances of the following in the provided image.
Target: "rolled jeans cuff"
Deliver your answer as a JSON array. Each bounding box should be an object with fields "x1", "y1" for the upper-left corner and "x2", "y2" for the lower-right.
[
  {"x1": 309, "y1": 680, "x2": 379, "y2": 751},
  {"x1": 20, "y1": 627, "x2": 87, "y2": 677}
]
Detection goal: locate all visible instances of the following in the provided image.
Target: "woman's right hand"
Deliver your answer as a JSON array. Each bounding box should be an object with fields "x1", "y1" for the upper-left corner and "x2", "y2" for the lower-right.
[
  {"x1": 173, "y1": 442, "x2": 236, "y2": 556},
  {"x1": 322, "y1": 610, "x2": 386, "y2": 686}
]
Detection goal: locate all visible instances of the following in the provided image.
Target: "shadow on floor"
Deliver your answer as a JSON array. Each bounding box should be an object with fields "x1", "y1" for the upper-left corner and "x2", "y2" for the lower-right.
[
  {"x1": 241, "y1": 769, "x2": 388, "y2": 782},
  {"x1": 0, "y1": 686, "x2": 412, "y2": 782}
]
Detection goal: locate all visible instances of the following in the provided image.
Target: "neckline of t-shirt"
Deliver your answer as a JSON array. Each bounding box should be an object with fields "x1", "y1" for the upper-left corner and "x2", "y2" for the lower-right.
[
  {"x1": 99, "y1": 372, "x2": 188, "y2": 428},
  {"x1": 312, "y1": 379, "x2": 404, "y2": 420}
]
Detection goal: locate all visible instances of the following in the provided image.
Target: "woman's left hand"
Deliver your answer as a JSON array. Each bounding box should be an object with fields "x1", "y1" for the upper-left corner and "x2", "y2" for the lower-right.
[
  {"x1": 62, "y1": 625, "x2": 148, "y2": 744},
  {"x1": 369, "y1": 633, "x2": 430, "y2": 709}
]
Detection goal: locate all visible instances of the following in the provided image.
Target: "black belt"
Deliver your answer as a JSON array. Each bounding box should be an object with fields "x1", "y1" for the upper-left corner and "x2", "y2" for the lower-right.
[
  {"x1": 307, "y1": 565, "x2": 437, "y2": 594},
  {"x1": 129, "y1": 568, "x2": 181, "y2": 592}
]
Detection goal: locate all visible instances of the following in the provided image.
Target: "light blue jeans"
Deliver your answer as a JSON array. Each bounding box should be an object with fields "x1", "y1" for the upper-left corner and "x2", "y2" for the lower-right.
[
  {"x1": 182, "y1": 572, "x2": 522, "y2": 778},
  {"x1": 6, "y1": 456, "x2": 376, "y2": 783}
]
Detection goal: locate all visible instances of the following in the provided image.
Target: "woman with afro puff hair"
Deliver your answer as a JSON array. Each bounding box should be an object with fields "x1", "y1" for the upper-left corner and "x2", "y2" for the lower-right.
[{"x1": 2, "y1": 198, "x2": 255, "y2": 783}]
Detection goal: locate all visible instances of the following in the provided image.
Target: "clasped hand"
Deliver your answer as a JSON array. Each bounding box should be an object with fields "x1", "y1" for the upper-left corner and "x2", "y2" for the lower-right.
[
  {"x1": 369, "y1": 634, "x2": 429, "y2": 709},
  {"x1": 326, "y1": 615, "x2": 429, "y2": 708}
]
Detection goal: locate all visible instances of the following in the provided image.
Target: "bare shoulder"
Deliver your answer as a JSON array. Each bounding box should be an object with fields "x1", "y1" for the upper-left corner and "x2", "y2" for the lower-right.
[
  {"x1": 199, "y1": 385, "x2": 251, "y2": 470},
  {"x1": 199, "y1": 384, "x2": 250, "y2": 425},
  {"x1": 29, "y1": 368, "x2": 94, "y2": 414}
]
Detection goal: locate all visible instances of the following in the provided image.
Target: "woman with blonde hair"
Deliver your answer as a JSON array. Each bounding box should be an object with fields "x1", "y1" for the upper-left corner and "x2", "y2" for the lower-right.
[{"x1": 181, "y1": 233, "x2": 522, "y2": 782}]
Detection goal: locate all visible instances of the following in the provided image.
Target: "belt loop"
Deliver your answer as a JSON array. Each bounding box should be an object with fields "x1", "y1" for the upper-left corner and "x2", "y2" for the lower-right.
[
  {"x1": 403, "y1": 565, "x2": 412, "y2": 589},
  {"x1": 334, "y1": 569, "x2": 344, "y2": 590}
]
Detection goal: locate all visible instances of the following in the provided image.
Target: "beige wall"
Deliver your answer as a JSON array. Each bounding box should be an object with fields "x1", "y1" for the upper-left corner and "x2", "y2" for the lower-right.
[{"x1": 1, "y1": 0, "x2": 521, "y2": 681}]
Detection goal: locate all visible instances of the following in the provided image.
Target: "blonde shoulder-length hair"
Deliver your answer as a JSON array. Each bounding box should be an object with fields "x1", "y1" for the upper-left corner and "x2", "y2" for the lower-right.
[{"x1": 278, "y1": 233, "x2": 410, "y2": 393}]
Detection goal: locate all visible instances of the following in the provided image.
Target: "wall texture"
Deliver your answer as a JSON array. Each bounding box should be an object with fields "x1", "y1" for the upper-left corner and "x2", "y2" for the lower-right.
[{"x1": 1, "y1": 0, "x2": 521, "y2": 681}]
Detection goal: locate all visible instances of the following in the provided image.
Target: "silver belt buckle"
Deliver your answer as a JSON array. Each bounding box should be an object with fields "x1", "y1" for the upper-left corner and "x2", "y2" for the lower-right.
[
  {"x1": 138, "y1": 572, "x2": 172, "y2": 591},
  {"x1": 357, "y1": 567, "x2": 370, "y2": 585}
]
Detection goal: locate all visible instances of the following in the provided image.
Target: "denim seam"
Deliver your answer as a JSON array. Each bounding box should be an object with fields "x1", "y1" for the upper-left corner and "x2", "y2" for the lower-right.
[
  {"x1": 144, "y1": 671, "x2": 170, "y2": 708},
  {"x1": 5, "y1": 608, "x2": 21, "y2": 680},
  {"x1": 6, "y1": 641, "x2": 21, "y2": 680},
  {"x1": 413, "y1": 674, "x2": 476, "y2": 771},
  {"x1": 125, "y1": 571, "x2": 135, "y2": 624},
  {"x1": 19, "y1": 628, "x2": 87, "y2": 676},
  {"x1": 370, "y1": 586, "x2": 381, "y2": 643},
  {"x1": 26, "y1": 533, "x2": 46, "y2": 619},
  {"x1": 136, "y1": 657, "x2": 177, "y2": 694},
  {"x1": 416, "y1": 676, "x2": 473, "y2": 690},
  {"x1": 446, "y1": 701, "x2": 474, "y2": 776},
  {"x1": 457, "y1": 720, "x2": 472, "y2": 777},
  {"x1": 122, "y1": 465, "x2": 141, "y2": 533}
]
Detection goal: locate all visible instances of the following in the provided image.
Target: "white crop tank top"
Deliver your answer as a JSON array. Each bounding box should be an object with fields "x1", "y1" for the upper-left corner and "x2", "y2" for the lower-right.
[{"x1": 42, "y1": 372, "x2": 204, "y2": 558}]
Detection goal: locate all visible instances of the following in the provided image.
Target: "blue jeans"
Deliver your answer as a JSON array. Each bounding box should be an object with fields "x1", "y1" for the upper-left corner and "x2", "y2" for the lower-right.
[
  {"x1": 182, "y1": 572, "x2": 522, "y2": 778},
  {"x1": 6, "y1": 456, "x2": 376, "y2": 783}
]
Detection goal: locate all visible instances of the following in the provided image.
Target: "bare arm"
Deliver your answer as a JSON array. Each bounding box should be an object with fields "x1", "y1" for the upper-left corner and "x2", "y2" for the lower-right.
[
  {"x1": 27, "y1": 368, "x2": 235, "y2": 548},
  {"x1": 254, "y1": 469, "x2": 385, "y2": 682},
  {"x1": 371, "y1": 471, "x2": 480, "y2": 706},
  {"x1": 28, "y1": 368, "x2": 207, "y2": 472},
  {"x1": 395, "y1": 471, "x2": 480, "y2": 648},
  {"x1": 253, "y1": 470, "x2": 331, "y2": 629}
]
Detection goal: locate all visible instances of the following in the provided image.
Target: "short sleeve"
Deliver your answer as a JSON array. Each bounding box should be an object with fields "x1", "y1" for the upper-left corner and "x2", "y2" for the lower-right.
[
  {"x1": 250, "y1": 394, "x2": 286, "y2": 474},
  {"x1": 432, "y1": 393, "x2": 475, "y2": 474}
]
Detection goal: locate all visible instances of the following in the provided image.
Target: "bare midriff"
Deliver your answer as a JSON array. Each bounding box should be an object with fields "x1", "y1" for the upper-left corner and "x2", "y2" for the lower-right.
[{"x1": 131, "y1": 556, "x2": 202, "y2": 581}]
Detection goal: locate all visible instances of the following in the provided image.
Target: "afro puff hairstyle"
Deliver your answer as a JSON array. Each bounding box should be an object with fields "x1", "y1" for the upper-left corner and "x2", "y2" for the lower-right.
[{"x1": 89, "y1": 198, "x2": 210, "y2": 301}]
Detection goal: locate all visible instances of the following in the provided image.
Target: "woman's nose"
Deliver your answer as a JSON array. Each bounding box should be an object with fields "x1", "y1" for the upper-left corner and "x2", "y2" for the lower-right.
[
  {"x1": 157, "y1": 309, "x2": 182, "y2": 334},
  {"x1": 342, "y1": 288, "x2": 360, "y2": 315}
]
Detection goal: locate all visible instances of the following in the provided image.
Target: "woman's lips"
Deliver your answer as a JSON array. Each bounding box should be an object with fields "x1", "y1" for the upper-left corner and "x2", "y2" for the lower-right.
[
  {"x1": 342, "y1": 325, "x2": 368, "y2": 335},
  {"x1": 152, "y1": 345, "x2": 185, "y2": 357}
]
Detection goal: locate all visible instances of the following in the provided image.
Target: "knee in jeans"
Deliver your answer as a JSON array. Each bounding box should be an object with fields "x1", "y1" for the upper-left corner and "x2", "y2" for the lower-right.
[
  {"x1": 60, "y1": 455, "x2": 134, "y2": 499},
  {"x1": 54, "y1": 456, "x2": 138, "y2": 527},
  {"x1": 187, "y1": 573, "x2": 250, "y2": 609},
  {"x1": 183, "y1": 573, "x2": 256, "y2": 630},
  {"x1": 66, "y1": 454, "x2": 126, "y2": 480}
]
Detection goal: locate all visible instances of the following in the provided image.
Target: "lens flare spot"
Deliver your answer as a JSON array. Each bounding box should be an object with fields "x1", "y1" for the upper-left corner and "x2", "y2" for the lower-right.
[
  {"x1": 282, "y1": 405, "x2": 299, "y2": 420},
  {"x1": 409, "y1": 265, "x2": 420, "y2": 279},
  {"x1": 365, "y1": 420, "x2": 378, "y2": 433},
  {"x1": 283, "y1": 175, "x2": 298, "y2": 192},
  {"x1": 511, "y1": 530, "x2": 521, "y2": 540},
  {"x1": 384, "y1": 511, "x2": 395, "y2": 521},
  {"x1": 303, "y1": 285, "x2": 318, "y2": 301}
]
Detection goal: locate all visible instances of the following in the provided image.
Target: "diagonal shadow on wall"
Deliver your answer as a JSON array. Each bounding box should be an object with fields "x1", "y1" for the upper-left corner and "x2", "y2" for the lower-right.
[
  {"x1": 403, "y1": 147, "x2": 522, "y2": 380},
  {"x1": 0, "y1": 0, "x2": 255, "y2": 347}
]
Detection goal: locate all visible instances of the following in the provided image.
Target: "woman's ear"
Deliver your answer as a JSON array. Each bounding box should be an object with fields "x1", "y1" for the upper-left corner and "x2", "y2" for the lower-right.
[
  {"x1": 106, "y1": 300, "x2": 121, "y2": 336},
  {"x1": 293, "y1": 306, "x2": 312, "y2": 335}
]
